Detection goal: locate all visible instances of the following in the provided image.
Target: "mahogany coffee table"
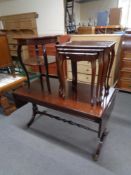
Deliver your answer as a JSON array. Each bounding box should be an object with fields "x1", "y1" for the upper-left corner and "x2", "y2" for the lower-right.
[{"x1": 13, "y1": 78, "x2": 117, "y2": 160}]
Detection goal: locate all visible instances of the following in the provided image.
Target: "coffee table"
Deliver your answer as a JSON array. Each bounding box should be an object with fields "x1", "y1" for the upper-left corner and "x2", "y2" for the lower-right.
[{"x1": 13, "y1": 78, "x2": 117, "y2": 160}]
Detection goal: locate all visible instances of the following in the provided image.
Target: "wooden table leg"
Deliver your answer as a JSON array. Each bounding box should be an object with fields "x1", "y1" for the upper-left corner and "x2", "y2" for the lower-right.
[
  {"x1": 57, "y1": 54, "x2": 65, "y2": 98},
  {"x1": 91, "y1": 59, "x2": 96, "y2": 105},
  {"x1": 17, "y1": 45, "x2": 30, "y2": 89},
  {"x1": 34, "y1": 45, "x2": 44, "y2": 91},
  {"x1": 93, "y1": 128, "x2": 108, "y2": 161},
  {"x1": 100, "y1": 50, "x2": 109, "y2": 98},
  {"x1": 43, "y1": 47, "x2": 51, "y2": 93},
  {"x1": 71, "y1": 60, "x2": 77, "y2": 90},
  {"x1": 96, "y1": 53, "x2": 103, "y2": 103},
  {"x1": 104, "y1": 51, "x2": 110, "y2": 96},
  {"x1": 106, "y1": 46, "x2": 115, "y2": 95}
]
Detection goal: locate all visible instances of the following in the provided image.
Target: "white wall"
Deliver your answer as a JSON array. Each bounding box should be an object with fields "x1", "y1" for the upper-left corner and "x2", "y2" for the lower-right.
[
  {"x1": 80, "y1": 0, "x2": 118, "y2": 26},
  {"x1": 0, "y1": 0, "x2": 65, "y2": 35},
  {"x1": 118, "y1": 0, "x2": 131, "y2": 27},
  {"x1": 74, "y1": 2, "x2": 80, "y2": 26}
]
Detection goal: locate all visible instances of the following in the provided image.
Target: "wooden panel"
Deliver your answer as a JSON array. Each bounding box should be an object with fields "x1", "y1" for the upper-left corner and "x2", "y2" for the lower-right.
[
  {"x1": 67, "y1": 62, "x2": 98, "y2": 75},
  {"x1": 123, "y1": 52, "x2": 131, "y2": 58},
  {"x1": 120, "y1": 70, "x2": 131, "y2": 79},
  {"x1": 0, "y1": 12, "x2": 38, "y2": 30},
  {"x1": 77, "y1": 73, "x2": 96, "y2": 83},
  {"x1": 28, "y1": 44, "x2": 57, "y2": 57},
  {"x1": 31, "y1": 62, "x2": 57, "y2": 75},
  {"x1": 77, "y1": 27, "x2": 95, "y2": 34},
  {"x1": 67, "y1": 71, "x2": 112, "y2": 85},
  {"x1": 0, "y1": 33, "x2": 12, "y2": 68},
  {"x1": 109, "y1": 8, "x2": 122, "y2": 25},
  {"x1": 0, "y1": 12, "x2": 38, "y2": 57},
  {"x1": 118, "y1": 79, "x2": 131, "y2": 91},
  {"x1": 67, "y1": 60, "x2": 92, "y2": 66},
  {"x1": 117, "y1": 34, "x2": 131, "y2": 91},
  {"x1": 121, "y1": 60, "x2": 131, "y2": 69},
  {"x1": 68, "y1": 71, "x2": 92, "y2": 83}
]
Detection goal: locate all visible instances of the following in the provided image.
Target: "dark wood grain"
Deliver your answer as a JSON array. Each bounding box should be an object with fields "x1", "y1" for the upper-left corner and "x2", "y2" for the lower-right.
[
  {"x1": 0, "y1": 33, "x2": 12, "y2": 68},
  {"x1": 117, "y1": 34, "x2": 131, "y2": 92},
  {"x1": 13, "y1": 78, "x2": 116, "y2": 120}
]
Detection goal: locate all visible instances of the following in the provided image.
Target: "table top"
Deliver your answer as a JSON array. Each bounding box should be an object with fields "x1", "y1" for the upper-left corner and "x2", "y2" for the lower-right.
[
  {"x1": 15, "y1": 35, "x2": 58, "y2": 40},
  {"x1": 57, "y1": 40, "x2": 116, "y2": 48},
  {"x1": 13, "y1": 78, "x2": 117, "y2": 121},
  {"x1": 15, "y1": 35, "x2": 58, "y2": 45}
]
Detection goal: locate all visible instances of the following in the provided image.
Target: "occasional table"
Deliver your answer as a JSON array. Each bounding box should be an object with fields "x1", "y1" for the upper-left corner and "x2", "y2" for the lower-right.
[{"x1": 15, "y1": 35, "x2": 58, "y2": 91}]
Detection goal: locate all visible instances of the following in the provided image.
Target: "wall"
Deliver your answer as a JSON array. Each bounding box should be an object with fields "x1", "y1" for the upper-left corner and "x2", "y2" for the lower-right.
[
  {"x1": 118, "y1": 0, "x2": 131, "y2": 27},
  {"x1": 79, "y1": 0, "x2": 119, "y2": 26},
  {"x1": 0, "y1": 0, "x2": 65, "y2": 35},
  {"x1": 74, "y1": 2, "x2": 80, "y2": 26}
]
